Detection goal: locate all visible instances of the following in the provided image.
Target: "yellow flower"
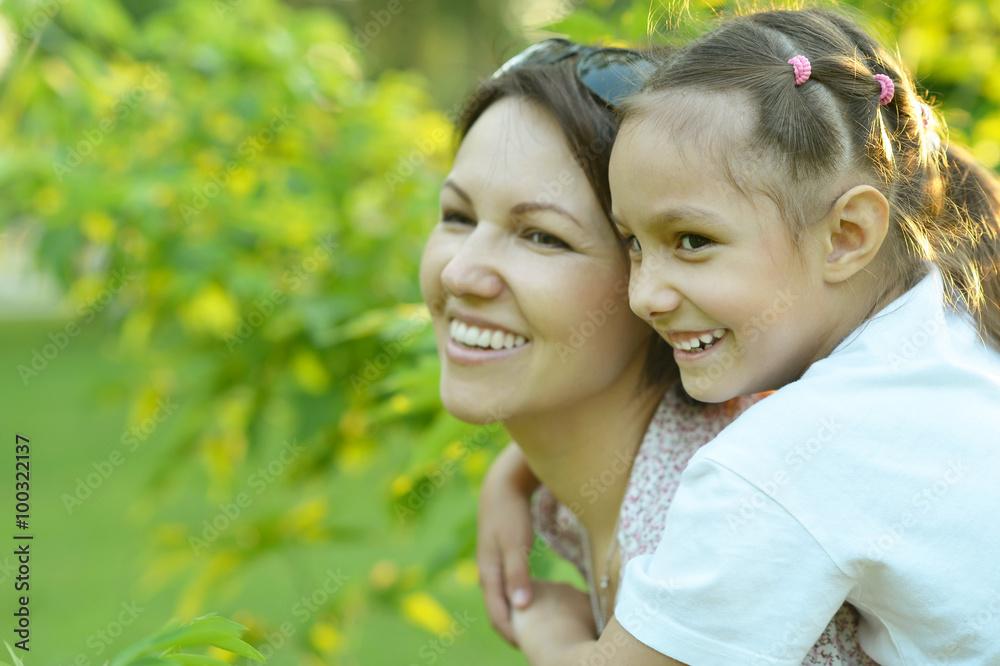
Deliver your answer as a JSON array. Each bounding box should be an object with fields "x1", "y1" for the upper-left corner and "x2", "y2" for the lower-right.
[
  {"x1": 400, "y1": 592, "x2": 452, "y2": 635},
  {"x1": 310, "y1": 620, "x2": 344, "y2": 653},
  {"x1": 462, "y1": 450, "x2": 491, "y2": 478},
  {"x1": 292, "y1": 348, "x2": 331, "y2": 394},
  {"x1": 32, "y1": 186, "x2": 63, "y2": 215},
  {"x1": 443, "y1": 441, "x2": 466, "y2": 461},
  {"x1": 180, "y1": 283, "x2": 239, "y2": 337},
  {"x1": 81, "y1": 211, "x2": 116, "y2": 243},
  {"x1": 454, "y1": 559, "x2": 478, "y2": 587},
  {"x1": 370, "y1": 559, "x2": 399, "y2": 590},
  {"x1": 390, "y1": 394, "x2": 411, "y2": 413},
  {"x1": 390, "y1": 475, "x2": 412, "y2": 496}
]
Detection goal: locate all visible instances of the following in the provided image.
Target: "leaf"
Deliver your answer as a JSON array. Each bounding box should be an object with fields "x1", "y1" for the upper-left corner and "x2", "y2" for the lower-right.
[
  {"x1": 147, "y1": 616, "x2": 264, "y2": 659},
  {"x1": 109, "y1": 615, "x2": 265, "y2": 666},
  {"x1": 2, "y1": 642, "x2": 25, "y2": 666},
  {"x1": 162, "y1": 655, "x2": 238, "y2": 666}
]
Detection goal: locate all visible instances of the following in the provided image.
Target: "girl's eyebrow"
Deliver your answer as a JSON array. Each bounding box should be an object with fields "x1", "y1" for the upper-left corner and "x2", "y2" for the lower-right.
[
  {"x1": 652, "y1": 204, "x2": 726, "y2": 228},
  {"x1": 611, "y1": 205, "x2": 725, "y2": 233},
  {"x1": 442, "y1": 179, "x2": 472, "y2": 205}
]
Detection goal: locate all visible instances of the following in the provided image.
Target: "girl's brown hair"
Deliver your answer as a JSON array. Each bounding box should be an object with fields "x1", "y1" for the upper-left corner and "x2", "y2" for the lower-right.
[
  {"x1": 621, "y1": 8, "x2": 1000, "y2": 349},
  {"x1": 455, "y1": 56, "x2": 677, "y2": 386}
]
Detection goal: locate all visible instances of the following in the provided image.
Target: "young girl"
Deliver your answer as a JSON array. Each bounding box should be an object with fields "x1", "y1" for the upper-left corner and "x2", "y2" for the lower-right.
[
  {"x1": 430, "y1": 38, "x2": 878, "y2": 665},
  {"x1": 507, "y1": 8, "x2": 1000, "y2": 666}
]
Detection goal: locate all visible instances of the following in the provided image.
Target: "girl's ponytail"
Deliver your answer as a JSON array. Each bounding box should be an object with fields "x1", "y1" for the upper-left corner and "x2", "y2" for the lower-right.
[{"x1": 936, "y1": 144, "x2": 1000, "y2": 347}]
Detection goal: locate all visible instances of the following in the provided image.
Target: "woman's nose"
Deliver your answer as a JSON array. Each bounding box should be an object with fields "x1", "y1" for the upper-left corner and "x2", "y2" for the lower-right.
[
  {"x1": 629, "y1": 256, "x2": 682, "y2": 323},
  {"x1": 440, "y1": 227, "x2": 505, "y2": 300}
]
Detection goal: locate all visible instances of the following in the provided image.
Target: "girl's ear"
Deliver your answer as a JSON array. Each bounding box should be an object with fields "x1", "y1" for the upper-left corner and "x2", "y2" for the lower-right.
[{"x1": 821, "y1": 185, "x2": 890, "y2": 283}]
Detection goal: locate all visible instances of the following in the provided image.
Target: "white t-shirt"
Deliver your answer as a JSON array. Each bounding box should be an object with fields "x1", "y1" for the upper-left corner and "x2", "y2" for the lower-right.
[{"x1": 616, "y1": 268, "x2": 1000, "y2": 666}]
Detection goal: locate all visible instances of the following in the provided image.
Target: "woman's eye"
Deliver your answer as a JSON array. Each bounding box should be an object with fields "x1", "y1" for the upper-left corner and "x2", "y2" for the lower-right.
[
  {"x1": 527, "y1": 230, "x2": 569, "y2": 249},
  {"x1": 679, "y1": 234, "x2": 713, "y2": 251},
  {"x1": 442, "y1": 211, "x2": 474, "y2": 225}
]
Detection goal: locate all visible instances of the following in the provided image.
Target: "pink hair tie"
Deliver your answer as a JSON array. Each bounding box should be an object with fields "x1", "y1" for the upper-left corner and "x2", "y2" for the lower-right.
[
  {"x1": 788, "y1": 55, "x2": 811, "y2": 86},
  {"x1": 874, "y1": 74, "x2": 894, "y2": 106}
]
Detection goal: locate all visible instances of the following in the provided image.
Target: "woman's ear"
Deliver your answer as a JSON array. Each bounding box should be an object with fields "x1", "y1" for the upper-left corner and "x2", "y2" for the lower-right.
[{"x1": 821, "y1": 185, "x2": 890, "y2": 283}]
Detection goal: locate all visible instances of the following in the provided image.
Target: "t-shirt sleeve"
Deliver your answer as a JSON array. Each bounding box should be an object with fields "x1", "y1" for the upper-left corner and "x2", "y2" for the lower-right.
[{"x1": 614, "y1": 457, "x2": 853, "y2": 666}]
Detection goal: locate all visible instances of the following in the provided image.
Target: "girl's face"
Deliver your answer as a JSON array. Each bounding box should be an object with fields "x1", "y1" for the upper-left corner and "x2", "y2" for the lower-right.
[
  {"x1": 420, "y1": 97, "x2": 652, "y2": 424},
  {"x1": 609, "y1": 101, "x2": 844, "y2": 403}
]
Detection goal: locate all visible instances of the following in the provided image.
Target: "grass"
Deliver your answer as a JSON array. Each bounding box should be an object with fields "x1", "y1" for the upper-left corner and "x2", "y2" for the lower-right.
[{"x1": 0, "y1": 319, "x2": 526, "y2": 664}]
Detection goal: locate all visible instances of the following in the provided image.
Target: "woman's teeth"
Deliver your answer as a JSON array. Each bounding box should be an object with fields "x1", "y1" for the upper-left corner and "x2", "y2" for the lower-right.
[
  {"x1": 676, "y1": 328, "x2": 726, "y2": 351},
  {"x1": 450, "y1": 320, "x2": 527, "y2": 350}
]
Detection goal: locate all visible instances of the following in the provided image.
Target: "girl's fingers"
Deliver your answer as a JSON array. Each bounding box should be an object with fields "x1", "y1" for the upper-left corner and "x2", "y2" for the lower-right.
[
  {"x1": 503, "y1": 545, "x2": 533, "y2": 610},
  {"x1": 478, "y1": 555, "x2": 517, "y2": 644}
]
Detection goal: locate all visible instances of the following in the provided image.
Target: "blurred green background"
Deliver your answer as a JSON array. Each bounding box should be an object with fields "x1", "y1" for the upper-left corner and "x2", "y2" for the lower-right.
[{"x1": 0, "y1": 0, "x2": 997, "y2": 663}]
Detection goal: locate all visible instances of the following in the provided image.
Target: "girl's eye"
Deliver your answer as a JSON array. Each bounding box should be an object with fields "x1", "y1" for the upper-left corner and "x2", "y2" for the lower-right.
[
  {"x1": 527, "y1": 230, "x2": 570, "y2": 249},
  {"x1": 442, "y1": 211, "x2": 475, "y2": 225},
  {"x1": 622, "y1": 235, "x2": 641, "y2": 255},
  {"x1": 679, "y1": 234, "x2": 713, "y2": 251}
]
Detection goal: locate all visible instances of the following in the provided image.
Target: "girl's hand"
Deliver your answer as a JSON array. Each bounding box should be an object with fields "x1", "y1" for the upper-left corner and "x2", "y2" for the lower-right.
[
  {"x1": 477, "y1": 442, "x2": 540, "y2": 644},
  {"x1": 511, "y1": 579, "x2": 597, "y2": 660}
]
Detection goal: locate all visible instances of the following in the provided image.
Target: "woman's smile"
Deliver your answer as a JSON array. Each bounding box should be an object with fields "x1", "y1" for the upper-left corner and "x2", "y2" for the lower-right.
[
  {"x1": 419, "y1": 97, "x2": 654, "y2": 424},
  {"x1": 445, "y1": 315, "x2": 531, "y2": 366}
]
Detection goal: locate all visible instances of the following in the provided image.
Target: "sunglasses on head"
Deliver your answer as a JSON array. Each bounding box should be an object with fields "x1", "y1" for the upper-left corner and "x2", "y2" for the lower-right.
[{"x1": 492, "y1": 38, "x2": 657, "y2": 107}]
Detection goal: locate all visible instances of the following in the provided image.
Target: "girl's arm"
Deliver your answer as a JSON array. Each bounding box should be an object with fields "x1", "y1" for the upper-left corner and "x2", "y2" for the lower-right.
[
  {"x1": 477, "y1": 441, "x2": 540, "y2": 644},
  {"x1": 511, "y1": 587, "x2": 688, "y2": 666}
]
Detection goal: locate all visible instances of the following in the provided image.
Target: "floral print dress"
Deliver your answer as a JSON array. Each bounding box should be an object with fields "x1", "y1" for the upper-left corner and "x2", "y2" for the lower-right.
[{"x1": 532, "y1": 385, "x2": 879, "y2": 666}]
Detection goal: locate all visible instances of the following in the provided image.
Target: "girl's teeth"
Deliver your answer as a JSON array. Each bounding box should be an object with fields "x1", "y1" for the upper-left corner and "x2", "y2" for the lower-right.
[
  {"x1": 463, "y1": 326, "x2": 481, "y2": 346},
  {"x1": 476, "y1": 329, "x2": 492, "y2": 347},
  {"x1": 503, "y1": 333, "x2": 515, "y2": 349},
  {"x1": 674, "y1": 328, "x2": 729, "y2": 351},
  {"x1": 456, "y1": 321, "x2": 468, "y2": 339},
  {"x1": 515, "y1": 335, "x2": 526, "y2": 346},
  {"x1": 490, "y1": 330, "x2": 505, "y2": 350}
]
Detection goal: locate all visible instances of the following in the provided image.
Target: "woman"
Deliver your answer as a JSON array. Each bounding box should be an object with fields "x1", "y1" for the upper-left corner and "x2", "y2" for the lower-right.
[{"x1": 419, "y1": 40, "x2": 875, "y2": 665}]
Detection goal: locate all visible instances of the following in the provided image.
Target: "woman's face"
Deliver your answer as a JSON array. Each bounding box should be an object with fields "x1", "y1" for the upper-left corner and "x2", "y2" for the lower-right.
[{"x1": 420, "y1": 97, "x2": 652, "y2": 424}]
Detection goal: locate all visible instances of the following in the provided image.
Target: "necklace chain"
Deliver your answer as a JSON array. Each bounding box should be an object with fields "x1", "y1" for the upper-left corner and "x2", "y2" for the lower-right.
[{"x1": 597, "y1": 515, "x2": 621, "y2": 627}]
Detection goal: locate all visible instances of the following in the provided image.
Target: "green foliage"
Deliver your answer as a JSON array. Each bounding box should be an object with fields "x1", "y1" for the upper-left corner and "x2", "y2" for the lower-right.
[
  {"x1": 1, "y1": 642, "x2": 25, "y2": 666},
  {"x1": 108, "y1": 615, "x2": 264, "y2": 665},
  {"x1": 0, "y1": 0, "x2": 996, "y2": 663},
  {"x1": 0, "y1": 617, "x2": 262, "y2": 666}
]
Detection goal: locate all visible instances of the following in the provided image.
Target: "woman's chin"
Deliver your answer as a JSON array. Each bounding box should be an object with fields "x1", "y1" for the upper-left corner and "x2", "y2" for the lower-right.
[{"x1": 439, "y1": 388, "x2": 510, "y2": 426}]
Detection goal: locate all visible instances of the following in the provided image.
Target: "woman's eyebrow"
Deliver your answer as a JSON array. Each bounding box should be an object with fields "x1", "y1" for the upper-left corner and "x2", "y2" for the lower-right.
[
  {"x1": 442, "y1": 179, "x2": 472, "y2": 205},
  {"x1": 510, "y1": 201, "x2": 584, "y2": 229}
]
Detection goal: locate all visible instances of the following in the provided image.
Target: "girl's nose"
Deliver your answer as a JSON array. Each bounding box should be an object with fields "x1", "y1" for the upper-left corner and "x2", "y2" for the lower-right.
[
  {"x1": 629, "y1": 256, "x2": 682, "y2": 323},
  {"x1": 440, "y1": 228, "x2": 505, "y2": 300}
]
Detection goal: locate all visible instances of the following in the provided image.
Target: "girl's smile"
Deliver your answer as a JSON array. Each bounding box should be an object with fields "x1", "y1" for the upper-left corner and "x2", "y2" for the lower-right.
[
  {"x1": 664, "y1": 328, "x2": 728, "y2": 354},
  {"x1": 608, "y1": 94, "x2": 848, "y2": 403}
]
